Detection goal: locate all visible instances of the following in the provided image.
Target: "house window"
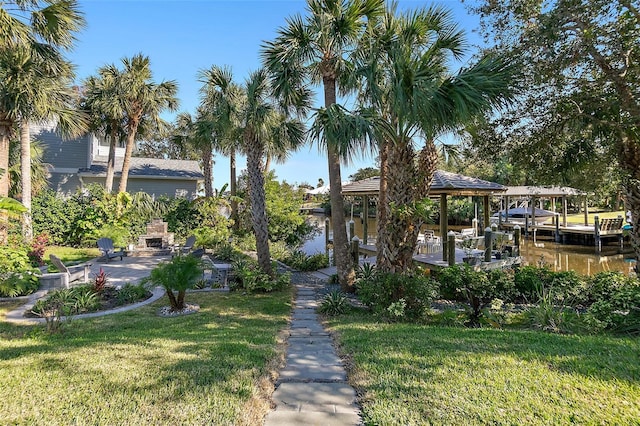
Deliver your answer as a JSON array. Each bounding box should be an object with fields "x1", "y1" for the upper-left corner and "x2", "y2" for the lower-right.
[{"x1": 98, "y1": 135, "x2": 125, "y2": 148}]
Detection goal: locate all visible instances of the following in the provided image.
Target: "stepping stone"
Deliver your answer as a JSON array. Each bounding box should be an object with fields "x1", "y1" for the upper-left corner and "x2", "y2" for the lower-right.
[
  {"x1": 292, "y1": 312, "x2": 318, "y2": 320},
  {"x1": 272, "y1": 382, "x2": 357, "y2": 407},
  {"x1": 287, "y1": 340, "x2": 336, "y2": 354},
  {"x1": 286, "y1": 352, "x2": 343, "y2": 367},
  {"x1": 264, "y1": 411, "x2": 360, "y2": 426},
  {"x1": 295, "y1": 300, "x2": 319, "y2": 308},
  {"x1": 290, "y1": 320, "x2": 326, "y2": 332},
  {"x1": 279, "y1": 364, "x2": 346, "y2": 381}
]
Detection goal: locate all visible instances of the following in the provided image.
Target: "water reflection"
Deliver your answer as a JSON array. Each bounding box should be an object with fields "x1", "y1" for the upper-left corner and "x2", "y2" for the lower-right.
[{"x1": 301, "y1": 214, "x2": 637, "y2": 276}]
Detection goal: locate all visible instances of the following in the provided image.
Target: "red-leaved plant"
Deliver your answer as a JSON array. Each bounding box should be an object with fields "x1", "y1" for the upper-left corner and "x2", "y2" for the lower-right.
[
  {"x1": 28, "y1": 233, "x2": 49, "y2": 266},
  {"x1": 93, "y1": 268, "x2": 108, "y2": 293}
]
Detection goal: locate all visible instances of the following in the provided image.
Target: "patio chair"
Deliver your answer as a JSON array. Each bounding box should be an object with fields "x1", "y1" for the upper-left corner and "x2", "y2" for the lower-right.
[
  {"x1": 177, "y1": 235, "x2": 197, "y2": 255},
  {"x1": 97, "y1": 238, "x2": 125, "y2": 262},
  {"x1": 49, "y1": 254, "x2": 91, "y2": 287}
]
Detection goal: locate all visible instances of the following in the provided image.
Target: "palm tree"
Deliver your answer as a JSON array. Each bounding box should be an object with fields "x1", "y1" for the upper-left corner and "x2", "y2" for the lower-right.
[
  {"x1": 82, "y1": 66, "x2": 126, "y2": 193},
  {"x1": 106, "y1": 54, "x2": 179, "y2": 193},
  {"x1": 355, "y1": 5, "x2": 514, "y2": 273},
  {"x1": 262, "y1": 0, "x2": 384, "y2": 290},
  {"x1": 242, "y1": 69, "x2": 306, "y2": 274},
  {"x1": 171, "y1": 110, "x2": 217, "y2": 197},
  {"x1": 0, "y1": 0, "x2": 84, "y2": 243}
]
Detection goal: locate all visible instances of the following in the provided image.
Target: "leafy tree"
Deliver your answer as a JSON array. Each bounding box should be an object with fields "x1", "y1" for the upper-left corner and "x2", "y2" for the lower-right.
[
  {"x1": 263, "y1": 0, "x2": 384, "y2": 290},
  {"x1": 468, "y1": 0, "x2": 640, "y2": 260},
  {"x1": 349, "y1": 167, "x2": 379, "y2": 181}
]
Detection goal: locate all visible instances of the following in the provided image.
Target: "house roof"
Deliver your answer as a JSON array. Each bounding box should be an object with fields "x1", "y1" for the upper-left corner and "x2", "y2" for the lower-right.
[
  {"x1": 341, "y1": 170, "x2": 506, "y2": 197},
  {"x1": 78, "y1": 156, "x2": 204, "y2": 181},
  {"x1": 502, "y1": 185, "x2": 586, "y2": 197}
]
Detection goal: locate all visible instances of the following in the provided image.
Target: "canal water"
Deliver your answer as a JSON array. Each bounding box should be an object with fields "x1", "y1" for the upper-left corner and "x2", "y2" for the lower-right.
[{"x1": 301, "y1": 215, "x2": 637, "y2": 276}]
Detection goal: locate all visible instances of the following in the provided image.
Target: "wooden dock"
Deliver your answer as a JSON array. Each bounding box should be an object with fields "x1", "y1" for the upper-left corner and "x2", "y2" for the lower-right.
[
  {"x1": 499, "y1": 217, "x2": 625, "y2": 253},
  {"x1": 356, "y1": 244, "x2": 521, "y2": 272}
]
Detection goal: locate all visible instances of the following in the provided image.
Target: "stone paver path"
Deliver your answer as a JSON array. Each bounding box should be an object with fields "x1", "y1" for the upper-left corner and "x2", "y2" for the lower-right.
[{"x1": 264, "y1": 274, "x2": 361, "y2": 426}]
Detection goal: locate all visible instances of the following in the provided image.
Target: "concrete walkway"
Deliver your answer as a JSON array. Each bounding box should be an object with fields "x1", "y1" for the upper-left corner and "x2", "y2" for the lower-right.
[{"x1": 264, "y1": 273, "x2": 361, "y2": 426}]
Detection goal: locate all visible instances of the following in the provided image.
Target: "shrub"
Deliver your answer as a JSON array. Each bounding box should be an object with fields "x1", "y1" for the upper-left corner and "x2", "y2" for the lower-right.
[
  {"x1": 230, "y1": 258, "x2": 290, "y2": 293},
  {"x1": 86, "y1": 224, "x2": 131, "y2": 248},
  {"x1": 437, "y1": 265, "x2": 516, "y2": 326},
  {"x1": 319, "y1": 289, "x2": 350, "y2": 316},
  {"x1": 281, "y1": 250, "x2": 329, "y2": 271},
  {"x1": 547, "y1": 270, "x2": 587, "y2": 306},
  {"x1": 147, "y1": 255, "x2": 202, "y2": 311},
  {"x1": 0, "y1": 271, "x2": 40, "y2": 297},
  {"x1": 525, "y1": 285, "x2": 582, "y2": 334},
  {"x1": 585, "y1": 280, "x2": 640, "y2": 335},
  {"x1": 514, "y1": 265, "x2": 553, "y2": 302},
  {"x1": 357, "y1": 270, "x2": 438, "y2": 320},
  {"x1": 584, "y1": 271, "x2": 631, "y2": 305},
  {"x1": 116, "y1": 283, "x2": 150, "y2": 305}
]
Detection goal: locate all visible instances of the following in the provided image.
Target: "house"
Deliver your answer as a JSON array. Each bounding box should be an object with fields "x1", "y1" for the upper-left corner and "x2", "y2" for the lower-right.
[{"x1": 33, "y1": 122, "x2": 204, "y2": 199}]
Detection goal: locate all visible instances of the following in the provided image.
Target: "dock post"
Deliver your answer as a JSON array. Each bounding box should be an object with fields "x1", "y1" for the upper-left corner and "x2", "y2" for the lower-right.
[
  {"x1": 484, "y1": 227, "x2": 492, "y2": 262},
  {"x1": 351, "y1": 236, "x2": 360, "y2": 264},
  {"x1": 325, "y1": 218, "x2": 331, "y2": 263},
  {"x1": 447, "y1": 231, "x2": 456, "y2": 266},
  {"x1": 513, "y1": 225, "x2": 521, "y2": 257},
  {"x1": 349, "y1": 219, "x2": 355, "y2": 241},
  {"x1": 594, "y1": 215, "x2": 601, "y2": 253},
  {"x1": 555, "y1": 217, "x2": 560, "y2": 243}
]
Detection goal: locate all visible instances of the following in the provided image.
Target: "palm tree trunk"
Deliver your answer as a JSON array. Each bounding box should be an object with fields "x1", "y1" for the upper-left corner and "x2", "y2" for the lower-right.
[
  {"x1": 378, "y1": 140, "x2": 418, "y2": 274},
  {"x1": 105, "y1": 125, "x2": 118, "y2": 193},
  {"x1": 376, "y1": 139, "x2": 389, "y2": 268},
  {"x1": 323, "y1": 76, "x2": 355, "y2": 291},
  {"x1": 118, "y1": 122, "x2": 138, "y2": 193},
  {"x1": 230, "y1": 149, "x2": 239, "y2": 230},
  {"x1": 245, "y1": 132, "x2": 272, "y2": 275},
  {"x1": 20, "y1": 122, "x2": 33, "y2": 243},
  {"x1": 0, "y1": 119, "x2": 11, "y2": 245},
  {"x1": 264, "y1": 153, "x2": 272, "y2": 174},
  {"x1": 202, "y1": 143, "x2": 214, "y2": 197}
]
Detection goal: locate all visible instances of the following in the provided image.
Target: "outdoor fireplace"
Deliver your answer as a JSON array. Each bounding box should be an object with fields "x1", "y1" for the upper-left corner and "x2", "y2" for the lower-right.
[{"x1": 135, "y1": 219, "x2": 174, "y2": 255}]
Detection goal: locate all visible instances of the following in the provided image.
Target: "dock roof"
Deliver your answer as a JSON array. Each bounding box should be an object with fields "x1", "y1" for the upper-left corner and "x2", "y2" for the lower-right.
[
  {"x1": 503, "y1": 186, "x2": 585, "y2": 197},
  {"x1": 341, "y1": 170, "x2": 506, "y2": 197}
]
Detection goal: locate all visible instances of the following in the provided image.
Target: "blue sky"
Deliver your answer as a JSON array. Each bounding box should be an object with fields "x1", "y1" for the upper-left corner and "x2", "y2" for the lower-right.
[{"x1": 69, "y1": 0, "x2": 481, "y2": 187}]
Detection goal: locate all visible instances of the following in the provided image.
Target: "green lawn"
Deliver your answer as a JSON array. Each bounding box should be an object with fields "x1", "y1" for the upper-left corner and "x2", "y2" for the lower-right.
[
  {"x1": 326, "y1": 310, "x2": 640, "y2": 426},
  {"x1": 44, "y1": 246, "x2": 101, "y2": 264},
  {"x1": 565, "y1": 210, "x2": 626, "y2": 224},
  {"x1": 0, "y1": 290, "x2": 292, "y2": 425}
]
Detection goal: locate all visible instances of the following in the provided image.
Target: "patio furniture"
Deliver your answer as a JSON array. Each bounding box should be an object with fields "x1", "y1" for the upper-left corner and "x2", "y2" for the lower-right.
[
  {"x1": 97, "y1": 238, "x2": 125, "y2": 262},
  {"x1": 48, "y1": 254, "x2": 91, "y2": 288},
  {"x1": 176, "y1": 235, "x2": 197, "y2": 255}
]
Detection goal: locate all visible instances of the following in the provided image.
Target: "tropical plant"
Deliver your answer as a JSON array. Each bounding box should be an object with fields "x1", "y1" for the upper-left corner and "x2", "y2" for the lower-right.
[
  {"x1": 262, "y1": 0, "x2": 384, "y2": 291},
  {"x1": 147, "y1": 254, "x2": 202, "y2": 312},
  {"x1": 0, "y1": 0, "x2": 85, "y2": 244},
  {"x1": 352, "y1": 4, "x2": 514, "y2": 275},
  {"x1": 197, "y1": 65, "x2": 243, "y2": 206},
  {"x1": 81, "y1": 64, "x2": 126, "y2": 193},
  {"x1": 89, "y1": 54, "x2": 178, "y2": 193},
  {"x1": 319, "y1": 289, "x2": 350, "y2": 315}
]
